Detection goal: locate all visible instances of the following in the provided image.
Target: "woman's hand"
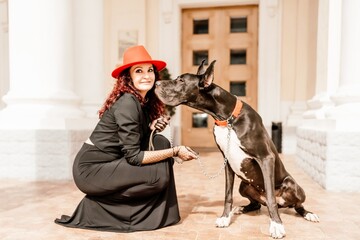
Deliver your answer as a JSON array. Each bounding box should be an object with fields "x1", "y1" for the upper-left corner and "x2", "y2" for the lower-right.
[
  {"x1": 150, "y1": 116, "x2": 170, "y2": 132},
  {"x1": 173, "y1": 146, "x2": 198, "y2": 161}
]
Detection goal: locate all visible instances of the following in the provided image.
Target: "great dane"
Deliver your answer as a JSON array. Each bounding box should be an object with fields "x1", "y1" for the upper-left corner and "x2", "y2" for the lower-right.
[{"x1": 154, "y1": 60, "x2": 319, "y2": 238}]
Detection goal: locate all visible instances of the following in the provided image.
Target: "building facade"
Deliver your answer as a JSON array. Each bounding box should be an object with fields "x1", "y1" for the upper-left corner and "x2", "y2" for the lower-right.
[{"x1": 0, "y1": 0, "x2": 359, "y2": 191}]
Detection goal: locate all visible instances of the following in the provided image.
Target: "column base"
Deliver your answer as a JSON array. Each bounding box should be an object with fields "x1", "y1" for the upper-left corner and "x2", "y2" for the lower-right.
[
  {"x1": 286, "y1": 101, "x2": 307, "y2": 127},
  {"x1": 325, "y1": 103, "x2": 360, "y2": 131},
  {"x1": 0, "y1": 99, "x2": 98, "y2": 180},
  {"x1": 303, "y1": 93, "x2": 334, "y2": 119},
  {"x1": 0, "y1": 128, "x2": 92, "y2": 180}
]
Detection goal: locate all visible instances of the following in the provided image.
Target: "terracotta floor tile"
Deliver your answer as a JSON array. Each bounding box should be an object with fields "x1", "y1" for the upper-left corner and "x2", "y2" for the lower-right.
[{"x1": 1, "y1": 153, "x2": 360, "y2": 239}]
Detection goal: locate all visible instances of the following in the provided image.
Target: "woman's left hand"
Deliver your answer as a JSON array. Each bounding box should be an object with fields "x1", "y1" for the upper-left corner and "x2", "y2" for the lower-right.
[{"x1": 150, "y1": 116, "x2": 170, "y2": 132}]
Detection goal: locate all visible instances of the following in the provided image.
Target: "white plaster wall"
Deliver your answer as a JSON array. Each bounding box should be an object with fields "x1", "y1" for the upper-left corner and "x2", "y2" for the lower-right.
[
  {"x1": 74, "y1": 0, "x2": 105, "y2": 118},
  {"x1": 104, "y1": 0, "x2": 148, "y2": 93}
]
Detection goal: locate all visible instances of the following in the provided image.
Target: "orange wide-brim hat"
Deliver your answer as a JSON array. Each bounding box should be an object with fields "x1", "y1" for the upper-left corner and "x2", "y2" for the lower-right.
[{"x1": 111, "y1": 45, "x2": 167, "y2": 79}]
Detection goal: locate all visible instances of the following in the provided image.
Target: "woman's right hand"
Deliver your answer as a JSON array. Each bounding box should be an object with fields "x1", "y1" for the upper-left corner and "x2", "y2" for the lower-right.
[
  {"x1": 174, "y1": 146, "x2": 198, "y2": 161},
  {"x1": 150, "y1": 116, "x2": 170, "y2": 133}
]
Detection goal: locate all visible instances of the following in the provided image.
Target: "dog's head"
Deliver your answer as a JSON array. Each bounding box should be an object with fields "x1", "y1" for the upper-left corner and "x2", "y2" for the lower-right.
[{"x1": 155, "y1": 60, "x2": 216, "y2": 106}]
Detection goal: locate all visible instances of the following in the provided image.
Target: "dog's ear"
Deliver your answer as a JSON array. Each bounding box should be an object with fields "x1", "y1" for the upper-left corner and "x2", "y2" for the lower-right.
[
  {"x1": 196, "y1": 59, "x2": 207, "y2": 75},
  {"x1": 201, "y1": 60, "x2": 216, "y2": 88}
]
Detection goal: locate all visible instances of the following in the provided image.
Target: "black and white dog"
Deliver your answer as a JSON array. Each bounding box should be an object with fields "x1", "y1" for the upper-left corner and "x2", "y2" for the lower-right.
[{"x1": 155, "y1": 60, "x2": 319, "y2": 239}]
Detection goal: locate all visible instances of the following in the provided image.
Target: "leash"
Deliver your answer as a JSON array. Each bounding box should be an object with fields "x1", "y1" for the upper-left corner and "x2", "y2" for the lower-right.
[
  {"x1": 148, "y1": 121, "x2": 183, "y2": 164},
  {"x1": 199, "y1": 99, "x2": 241, "y2": 179},
  {"x1": 197, "y1": 124, "x2": 231, "y2": 179},
  {"x1": 149, "y1": 118, "x2": 232, "y2": 179},
  {"x1": 197, "y1": 97, "x2": 241, "y2": 179}
]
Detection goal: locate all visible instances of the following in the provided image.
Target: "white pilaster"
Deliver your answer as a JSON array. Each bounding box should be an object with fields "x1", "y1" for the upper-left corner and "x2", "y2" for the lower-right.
[
  {"x1": 74, "y1": 0, "x2": 105, "y2": 118},
  {"x1": 303, "y1": 0, "x2": 341, "y2": 120},
  {"x1": 325, "y1": 0, "x2": 360, "y2": 129},
  {"x1": 258, "y1": 0, "x2": 282, "y2": 126}
]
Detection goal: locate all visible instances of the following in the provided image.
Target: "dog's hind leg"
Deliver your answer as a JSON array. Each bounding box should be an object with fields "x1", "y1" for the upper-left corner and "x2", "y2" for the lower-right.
[
  {"x1": 238, "y1": 181, "x2": 263, "y2": 213},
  {"x1": 295, "y1": 204, "x2": 320, "y2": 222},
  {"x1": 215, "y1": 162, "x2": 235, "y2": 228},
  {"x1": 279, "y1": 176, "x2": 319, "y2": 222}
]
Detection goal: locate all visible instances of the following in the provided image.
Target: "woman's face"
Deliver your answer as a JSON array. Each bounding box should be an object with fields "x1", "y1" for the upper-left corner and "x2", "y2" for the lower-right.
[{"x1": 129, "y1": 63, "x2": 155, "y2": 98}]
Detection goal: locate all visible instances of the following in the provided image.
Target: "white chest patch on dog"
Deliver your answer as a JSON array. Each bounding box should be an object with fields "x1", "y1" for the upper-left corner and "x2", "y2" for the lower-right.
[{"x1": 214, "y1": 126, "x2": 251, "y2": 180}]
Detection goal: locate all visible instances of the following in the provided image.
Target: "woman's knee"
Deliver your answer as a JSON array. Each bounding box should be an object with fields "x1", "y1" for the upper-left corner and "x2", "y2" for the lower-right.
[{"x1": 152, "y1": 134, "x2": 171, "y2": 150}]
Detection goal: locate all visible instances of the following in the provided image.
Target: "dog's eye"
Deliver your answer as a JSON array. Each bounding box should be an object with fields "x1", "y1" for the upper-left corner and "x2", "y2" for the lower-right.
[{"x1": 178, "y1": 78, "x2": 184, "y2": 82}]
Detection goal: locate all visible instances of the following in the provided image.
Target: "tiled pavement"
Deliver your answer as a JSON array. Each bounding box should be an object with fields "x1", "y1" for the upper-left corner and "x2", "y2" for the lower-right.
[{"x1": 1, "y1": 152, "x2": 360, "y2": 240}]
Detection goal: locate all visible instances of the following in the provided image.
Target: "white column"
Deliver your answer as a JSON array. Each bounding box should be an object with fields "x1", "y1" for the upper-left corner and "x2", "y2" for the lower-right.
[
  {"x1": 0, "y1": 0, "x2": 84, "y2": 129},
  {"x1": 325, "y1": 0, "x2": 360, "y2": 130},
  {"x1": 258, "y1": 0, "x2": 282, "y2": 126},
  {"x1": 74, "y1": 0, "x2": 105, "y2": 118},
  {"x1": 303, "y1": 0, "x2": 341, "y2": 120}
]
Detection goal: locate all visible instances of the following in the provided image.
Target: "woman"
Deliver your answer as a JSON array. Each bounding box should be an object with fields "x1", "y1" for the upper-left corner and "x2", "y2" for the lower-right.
[{"x1": 55, "y1": 45, "x2": 198, "y2": 232}]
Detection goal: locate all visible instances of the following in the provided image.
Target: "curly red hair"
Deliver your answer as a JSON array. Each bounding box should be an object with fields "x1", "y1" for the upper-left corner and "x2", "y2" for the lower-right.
[{"x1": 98, "y1": 67, "x2": 165, "y2": 121}]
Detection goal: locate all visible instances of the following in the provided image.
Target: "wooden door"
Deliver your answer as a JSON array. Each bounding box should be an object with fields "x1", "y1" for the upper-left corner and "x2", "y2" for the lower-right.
[{"x1": 181, "y1": 5, "x2": 258, "y2": 149}]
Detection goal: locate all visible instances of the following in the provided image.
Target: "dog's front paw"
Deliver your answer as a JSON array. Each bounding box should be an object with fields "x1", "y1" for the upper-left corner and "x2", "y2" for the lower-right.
[
  {"x1": 215, "y1": 208, "x2": 237, "y2": 227},
  {"x1": 304, "y1": 212, "x2": 320, "y2": 222},
  {"x1": 269, "y1": 220, "x2": 286, "y2": 239},
  {"x1": 215, "y1": 216, "x2": 231, "y2": 227}
]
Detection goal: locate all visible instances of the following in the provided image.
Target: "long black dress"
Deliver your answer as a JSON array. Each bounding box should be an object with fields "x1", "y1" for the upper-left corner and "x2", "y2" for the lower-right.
[{"x1": 55, "y1": 93, "x2": 180, "y2": 232}]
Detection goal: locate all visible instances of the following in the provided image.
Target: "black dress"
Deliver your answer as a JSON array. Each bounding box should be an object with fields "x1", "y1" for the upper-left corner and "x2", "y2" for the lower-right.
[{"x1": 55, "y1": 93, "x2": 180, "y2": 232}]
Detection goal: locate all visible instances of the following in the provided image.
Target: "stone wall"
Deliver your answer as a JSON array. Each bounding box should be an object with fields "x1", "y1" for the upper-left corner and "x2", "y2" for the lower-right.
[{"x1": 297, "y1": 126, "x2": 360, "y2": 191}]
